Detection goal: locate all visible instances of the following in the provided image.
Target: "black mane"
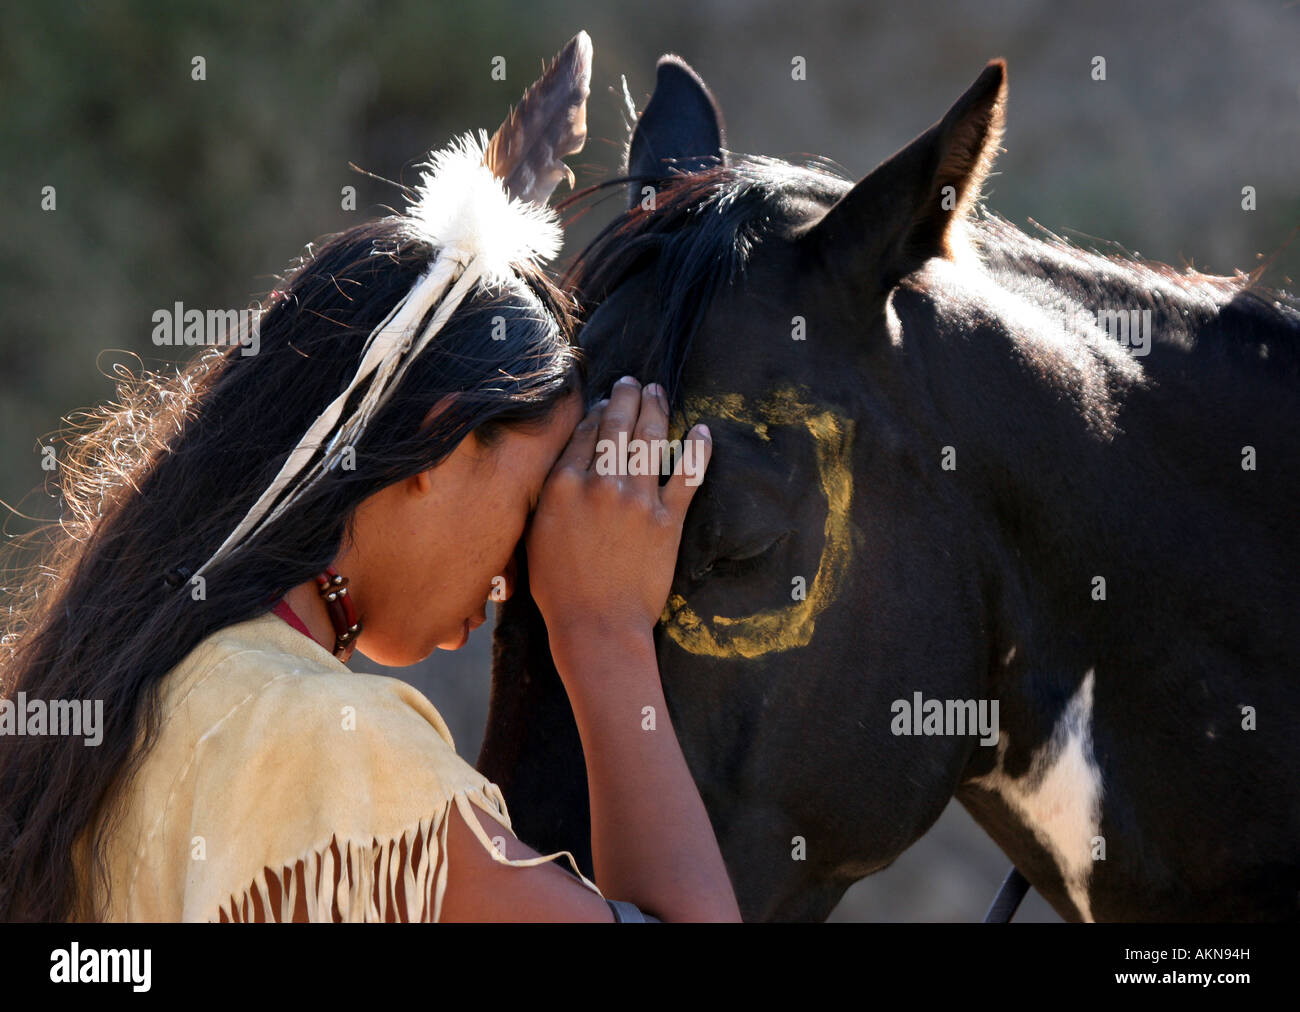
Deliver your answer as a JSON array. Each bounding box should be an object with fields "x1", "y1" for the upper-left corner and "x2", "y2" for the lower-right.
[
  {"x1": 561, "y1": 156, "x2": 850, "y2": 408},
  {"x1": 562, "y1": 155, "x2": 1300, "y2": 397}
]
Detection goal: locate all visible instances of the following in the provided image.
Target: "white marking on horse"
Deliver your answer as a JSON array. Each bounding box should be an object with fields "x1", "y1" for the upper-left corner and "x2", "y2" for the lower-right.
[{"x1": 972, "y1": 669, "x2": 1104, "y2": 921}]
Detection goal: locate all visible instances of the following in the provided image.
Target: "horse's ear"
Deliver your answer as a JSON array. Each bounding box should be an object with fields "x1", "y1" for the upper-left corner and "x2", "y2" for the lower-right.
[
  {"x1": 625, "y1": 55, "x2": 726, "y2": 209},
  {"x1": 803, "y1": 60, "x2": 1006, "y2": 287}
]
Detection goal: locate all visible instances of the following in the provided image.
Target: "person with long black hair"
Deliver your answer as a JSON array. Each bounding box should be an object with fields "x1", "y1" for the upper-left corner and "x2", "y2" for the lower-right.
[{"x1": 0, "y1": 33, "x2": 739, "y2": 923}]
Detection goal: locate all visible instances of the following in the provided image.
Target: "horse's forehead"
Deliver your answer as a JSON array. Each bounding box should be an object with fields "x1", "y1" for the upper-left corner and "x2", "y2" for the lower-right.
[
  {"x1": 574, "y1": 167, "x2": 849, "y2": 377},
  {"x1": 580, "y1": 272, "x2": 656, "y2": 342},
  {"x1": 577, "y1": 273, "x2": 661, "y2": 379}
]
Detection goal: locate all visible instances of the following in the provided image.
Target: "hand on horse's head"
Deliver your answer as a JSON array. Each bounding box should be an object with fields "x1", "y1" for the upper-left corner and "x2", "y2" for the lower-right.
[{"x1": 526, "y1": 375, "x2": 712, "y2": 668}]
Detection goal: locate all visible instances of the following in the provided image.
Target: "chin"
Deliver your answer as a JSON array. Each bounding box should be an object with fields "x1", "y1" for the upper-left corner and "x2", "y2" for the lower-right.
[
  {"x1": 435, "y1": 618, "x2": 472, "y2": 653},
  {"x1": 353, "y1": 620, "x2": 464, "y2": 667},
  {"x1": 435, "y1": 631, "x2": 469, "y2": 652},
  {"x1": 354, "y1": 638, "x2": 431, "y2": 669}
]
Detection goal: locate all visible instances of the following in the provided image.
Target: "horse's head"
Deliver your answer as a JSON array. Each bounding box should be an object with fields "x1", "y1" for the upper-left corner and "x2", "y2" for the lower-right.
[{"x1": 483, "y1": 57, "x2": 1015, "y2": 921}]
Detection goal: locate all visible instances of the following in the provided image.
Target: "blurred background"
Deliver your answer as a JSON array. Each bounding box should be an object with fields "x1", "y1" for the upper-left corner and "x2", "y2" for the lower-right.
[{"x1": 2, "y1": 0, "x2": 1296, "y2": 921}]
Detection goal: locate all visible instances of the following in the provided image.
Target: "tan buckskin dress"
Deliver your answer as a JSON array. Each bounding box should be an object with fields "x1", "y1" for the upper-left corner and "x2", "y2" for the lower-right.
[{"x1": 77, "y1": 610, "x2": 602, "y2": 921}]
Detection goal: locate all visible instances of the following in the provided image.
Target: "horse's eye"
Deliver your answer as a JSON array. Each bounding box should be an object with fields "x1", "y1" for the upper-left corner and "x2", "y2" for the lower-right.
[{"x1": 694, "y1": 530, "x2": 791, "y2": 580}]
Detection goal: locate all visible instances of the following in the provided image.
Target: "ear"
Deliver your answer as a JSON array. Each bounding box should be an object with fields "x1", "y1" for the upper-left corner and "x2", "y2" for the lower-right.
[
  {"x1": 625, "y1": 55, "x2": 726, "y2": 209},
  {"x1": 802, "y1": 60, "x2": 1006, "y2": 287},
  {"x1": 483, "y1": 31, "x2": 593, "y2": 205}
]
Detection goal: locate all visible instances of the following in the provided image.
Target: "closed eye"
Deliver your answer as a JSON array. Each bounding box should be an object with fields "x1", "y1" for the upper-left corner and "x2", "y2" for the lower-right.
[{"x1": 692, "y1": 530, "x2": 791, "y2": 580}]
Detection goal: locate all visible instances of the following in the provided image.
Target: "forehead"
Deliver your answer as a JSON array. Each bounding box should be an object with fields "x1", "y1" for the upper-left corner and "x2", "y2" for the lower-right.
[{"x1": 479, "y1": 393, "x2": 580, "y2": 509}]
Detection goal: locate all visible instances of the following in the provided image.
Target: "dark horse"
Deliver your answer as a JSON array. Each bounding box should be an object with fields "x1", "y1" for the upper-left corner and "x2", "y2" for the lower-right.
[{"x1": 479, "y1": 57, "x2": 1300, "y2": 921}]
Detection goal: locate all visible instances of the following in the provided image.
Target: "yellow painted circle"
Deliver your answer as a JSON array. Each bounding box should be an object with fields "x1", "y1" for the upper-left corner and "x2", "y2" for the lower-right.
[{"x1": 661, "y1": 387, "x2": 855, "y2": 658}]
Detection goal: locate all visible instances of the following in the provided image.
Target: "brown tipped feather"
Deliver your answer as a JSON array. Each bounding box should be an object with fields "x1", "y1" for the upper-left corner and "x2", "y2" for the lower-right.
[{"x1": 483, "y1": 31, "x2": 593, "y2": 204}]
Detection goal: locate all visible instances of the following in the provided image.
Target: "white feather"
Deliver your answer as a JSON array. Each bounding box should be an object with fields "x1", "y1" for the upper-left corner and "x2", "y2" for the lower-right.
[
  {"x1": 191, "y1": 132, "x2": 563, "y2": 578},
  {"x1": 406, "y1": 130, "x2": 562, "y2": 284}
]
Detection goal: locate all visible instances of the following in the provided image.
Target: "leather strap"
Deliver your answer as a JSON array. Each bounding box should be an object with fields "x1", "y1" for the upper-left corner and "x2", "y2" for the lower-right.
[
  {"x1": 606, "y1": 899, "x2": 660, "y2": 922},
  {"x1": 984, "y1": 865, "x2": 1031, "y2": 923}
]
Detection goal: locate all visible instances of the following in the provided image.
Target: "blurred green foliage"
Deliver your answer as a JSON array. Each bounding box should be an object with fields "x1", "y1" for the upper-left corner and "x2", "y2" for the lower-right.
[{"x1": 3, "y1": 0, "x2": 1296, "y2": 523}]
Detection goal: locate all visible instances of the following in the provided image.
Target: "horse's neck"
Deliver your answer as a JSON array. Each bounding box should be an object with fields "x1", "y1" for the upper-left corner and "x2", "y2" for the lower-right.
[
  {"x1": 480, "y1": 586, "x2": 593, "y2": 872},
  {"x1": 911, "y1": 247, "x2": 1295, "y2": 647},
  {"x1": 917, "y1": 247, "x2": 1298, "y2": 920}
]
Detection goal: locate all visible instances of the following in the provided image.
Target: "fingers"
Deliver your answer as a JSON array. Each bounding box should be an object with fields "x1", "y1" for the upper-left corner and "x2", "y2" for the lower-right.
[
  {"x1": 661, "y1": 424, "x2": 712, "y2": 519},
  {"x1": 630, "y1": 382, "x2": 670, "y2": 494},
  {"x1": 554, "y1": 399, "x2": 606, "y2": 474},
  {"x1": 581, "y1": 377, "x2": 698, "y2": 508},
  {"x1": 595, "y1": 375, "x2": 644, "y2": 473}
]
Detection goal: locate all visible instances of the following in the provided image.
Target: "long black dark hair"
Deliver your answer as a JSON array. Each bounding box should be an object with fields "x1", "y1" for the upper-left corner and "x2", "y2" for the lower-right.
[{"x1": 0, "y1": 215, "x2": 582, "y2": 921}]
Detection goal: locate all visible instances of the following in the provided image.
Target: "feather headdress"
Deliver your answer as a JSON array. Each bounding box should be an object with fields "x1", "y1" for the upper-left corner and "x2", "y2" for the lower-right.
[{"x1": 192, "y1": 31, "x2": 592, "y2": 580}]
